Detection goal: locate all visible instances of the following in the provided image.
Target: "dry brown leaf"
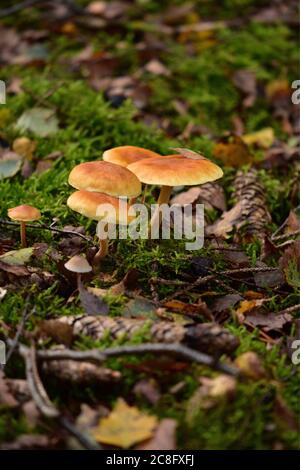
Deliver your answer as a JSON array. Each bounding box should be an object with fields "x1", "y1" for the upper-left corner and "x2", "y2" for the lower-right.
[
  {"x1": 213, "y1": 136, "x2": 253, "y2": 167},
  {"x1": 91, "y1": 398, "x2": 158, "y2": 448},
  {"x1": 136, "y1": 419, "x2": 177, "y2": 450},
  {"x1": 206, "y1": 202, "x2": 243, "y2": 238},
  {"x1": 164, "y1": 299, "x2": 213, "y2": 321},
  {"x1": 171, "y1": 147, "x2": 207, "y2": 160}
]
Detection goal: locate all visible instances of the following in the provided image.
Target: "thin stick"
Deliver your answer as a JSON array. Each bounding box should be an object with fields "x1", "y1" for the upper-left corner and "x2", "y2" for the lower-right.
[
  {"x1": 272, "y1": 229, "x2": 300, "y2": 242},
  {"x1": 18, "y1": 342, "x2": 102, "y2": 450},
  {"x1": 0, "y1": 219, "x2": 94, "y2": 244},
  {"x1": 5, "y1": 301, "x2": 33, "y2": 366},
  {"x1": 37, "y1": 343, "x2": 240, "y2": 377}
]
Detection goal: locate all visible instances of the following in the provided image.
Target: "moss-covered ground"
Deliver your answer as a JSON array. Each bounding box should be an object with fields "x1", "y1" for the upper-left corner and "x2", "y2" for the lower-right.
[{"x1": 0, "y1": 0, "x2": 299, "y2": 450}]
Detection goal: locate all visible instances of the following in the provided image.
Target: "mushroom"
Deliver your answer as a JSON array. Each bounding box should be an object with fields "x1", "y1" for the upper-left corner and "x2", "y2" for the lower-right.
[
  {"x1": 68, "y1": 161, "x2": 141, "y2": 199},
  {"x1": 128, "y1": 154, "x2": 223, "y2": 230},
  {"x1": 102, "y1": 146, "x2": 160, "y2": 167},
  {"x1": 64, "y1": 254, "x2": 92, "y2": 288},
  {"x1": 8, "y1": 204, "x2": 41, "y2": 248},
  {"x1": 67, "y1": 190, "x2": 135, "y2": 264},
  {"x1": 102, "y1": 146, "x2": 161, "y2": 203}
]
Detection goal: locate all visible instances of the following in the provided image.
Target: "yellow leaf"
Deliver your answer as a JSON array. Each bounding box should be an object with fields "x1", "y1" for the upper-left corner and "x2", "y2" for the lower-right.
[
  {"x1": 242, "y1": 127, "x2": 275, "y2": 149},
  {"x1": 91, "y1": 398, "x2": 157, "y2": 448},
  {"x1": 13, "y1": 137, "x2": 36, "y2": 160},
  {"x1": 236, "y1": 299, "x2": 265, "y2": 315}
]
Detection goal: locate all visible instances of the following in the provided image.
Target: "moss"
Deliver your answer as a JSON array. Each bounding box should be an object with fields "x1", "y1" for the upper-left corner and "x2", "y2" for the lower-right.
[{"x1": 0, "y1": 0, "x2": 299, "y2": 449}]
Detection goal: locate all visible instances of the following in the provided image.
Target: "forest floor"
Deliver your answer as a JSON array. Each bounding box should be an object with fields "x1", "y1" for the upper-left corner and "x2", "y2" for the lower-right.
[{"x1": 0, "y1": 0, "x2": 299, "y2": 450}]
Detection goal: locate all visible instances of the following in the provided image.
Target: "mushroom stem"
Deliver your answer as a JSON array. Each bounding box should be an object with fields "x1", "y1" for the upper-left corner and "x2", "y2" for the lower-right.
[
  {"x1": 93, "y1": 238, "x2": 109, "y2": 264},
  {"x1": 20, "y1": 221, "x2": 27, "y2": 248},
  {"x1": 141, "y1": 184, "x2": 148, "y2": 204},
  {"x1": 76, "y1": 273, "x2": 82, "y2": 289},
  {"x1": 93, "y1": 222, "x2": 109, "y2": 265},
  {"x1": 150, "y1": 185, "x2": 173, "y2": 232}
]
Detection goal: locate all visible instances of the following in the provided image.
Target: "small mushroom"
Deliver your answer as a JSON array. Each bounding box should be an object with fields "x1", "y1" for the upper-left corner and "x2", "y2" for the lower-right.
[
  {"x1": 64, "y1": 254, "x2": 92, "y2": 287},
  {"x1": 8, "y1": 204, "x2": 41, "y2": 248},
  {"x1": 67, "y1": 190, "x2": 135, "y2": 264},
  {"x1": 102, "y1": 146, "x2": 160, "y2": 167},
  {"x1": 128, "y1": 154, "x2": 223, "y2": 230},
  {"x1": 68, "y1": 160, "x2": 141, "y2": 199}
]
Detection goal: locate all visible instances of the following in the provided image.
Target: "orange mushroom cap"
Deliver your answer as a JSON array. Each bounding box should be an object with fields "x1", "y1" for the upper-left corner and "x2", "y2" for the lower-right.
[
  {"x1": 102, "y1": 146, "x2": 160, "y2": 167},
  {"x1": 68, "y1": 161, "x2": 141, "y2": 198},
  {"x1": 128, "y1": 155, "x2": 223, "y2": 187},
  {"x1": 8, "y1": 205, "x2": 41, "y2": 222},
  {"x1": 67, "y1": 190, "x2": 136, "y2": 225}
]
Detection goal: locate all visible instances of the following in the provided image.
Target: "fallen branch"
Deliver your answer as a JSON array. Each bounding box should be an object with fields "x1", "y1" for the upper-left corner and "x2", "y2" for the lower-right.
[
  {"x1": 38, "y1": 343, "x2": 240, "y2": 377},
  {"x1": 15, "y1": 342, "x2": 102, "y2": 450}
]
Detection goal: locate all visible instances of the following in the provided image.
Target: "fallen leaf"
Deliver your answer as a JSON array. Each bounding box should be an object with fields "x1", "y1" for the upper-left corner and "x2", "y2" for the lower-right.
[
  {"x1": 91, "y1": 398, "x2": 157, "y2": 448},
  {"x1": 236, "y1": 299, "x2": 267, "y2": 316},
  {"x1": 213, "y1": 136, "x2": 253, "y2": 167},
  {"x1": 164, "y1": 299, "x2": 213, "y2": 321},
  {"x1": 123, "y1": 297, "x2": 157, "y2": 319},
  {"x1": 0, "y1": 248, "x2": 33, "y2": 266},
  {"x1": 0, "y1": 260, "x2": 29, "y2": 276},
  {"x1": 235, "y1": 352, "x2": 266, "y2": 379},
  {"x1": 136, "y1": 419, "x2": 177, "y2": 450},
  {"x1": 245, "y1": 311, "x2": 292, "y2": 331},
  {"x1": 12, "y1": 137, "x2": 36, "y2": 160},
  {"x1": 242, "y1": 127, "x2": 275, "y2": 148},
  {"x1": 16, "y1": 107, "x2": 59, "y2": 136},
  {"x1": 171, "y1": 182, "x2": 226, "y2": 212},
  {"x1": 206, "y1": 202, "x2": 243, "y2": 238},
  {"x1": 186, "y1": 374, "x2": 236, "y2": 421},
  {"x1": 0, "y1": 150, "x2": 23, "y2": 180},
  {"x1": 79, "y1": 283, "x2": 109, "y2": 316},
  {"x1": 211, "y1": 294, "x2": 242, "y2": 314},
  {"x1": 171, "y1": 147, "x2": 207, "y2": 160}
]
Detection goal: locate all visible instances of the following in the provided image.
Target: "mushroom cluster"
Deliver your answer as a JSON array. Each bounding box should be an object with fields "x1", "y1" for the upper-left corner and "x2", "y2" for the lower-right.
[
  {"x1": 67, "y1": 146, "x2": 223, "y2": 260},
  {"x1": 67, "y1": 155, "x2": 144, "y2": 264}
]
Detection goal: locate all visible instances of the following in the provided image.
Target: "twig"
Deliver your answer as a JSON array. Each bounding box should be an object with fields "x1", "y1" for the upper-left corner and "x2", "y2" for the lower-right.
[
  {"x1": 5, "y1": 300, "x2": 33, "y2": 366},
  {"x1": 37, "y1": 343, "x2": 240, "y2": 377},
  {"x1": 271, "y1": 229, "x2": 300, "y2": 242},
  {"x1": 18, "y1": 342, "x2": 102, "y2": 450},
  {"x1": 0, "y1": 0, "x2": 44, "y2": 17},
  {"x1": 0, "y1": 219, "x2": 94, "y2": 244},
  {"x1": 22, "y1": 344, "x2": 59, "y2": 418},
  {"x1": 152, "y1": 266, "x2": 278, "y2": 301},
  {"x1": 0, "y1": 0, "x2": 84, "y2": 18},
  {"x1": 276, "y1": 304, "x2": 300, "y2": 315}
]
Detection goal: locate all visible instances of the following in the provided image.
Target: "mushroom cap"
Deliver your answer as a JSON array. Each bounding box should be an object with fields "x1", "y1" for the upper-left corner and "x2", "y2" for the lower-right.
[
  {"x1": 103, "y1": 146, "x2": 160, "y2": 167},
  {"x1": 8, "y1": 205, "x2": 41, "y2": 222},
  {"x1": 68, "y1": 161, "x2": 141, "y2": 198},
  {"x1": 67, "y1": 190, "x2": 136, "y2": 225},
  {"x1": 128, "y1": 154, "x2": 223, "y2": 186},
  {"x1": 64, "y1": 255, "x2": 92, "y2": 273}
]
